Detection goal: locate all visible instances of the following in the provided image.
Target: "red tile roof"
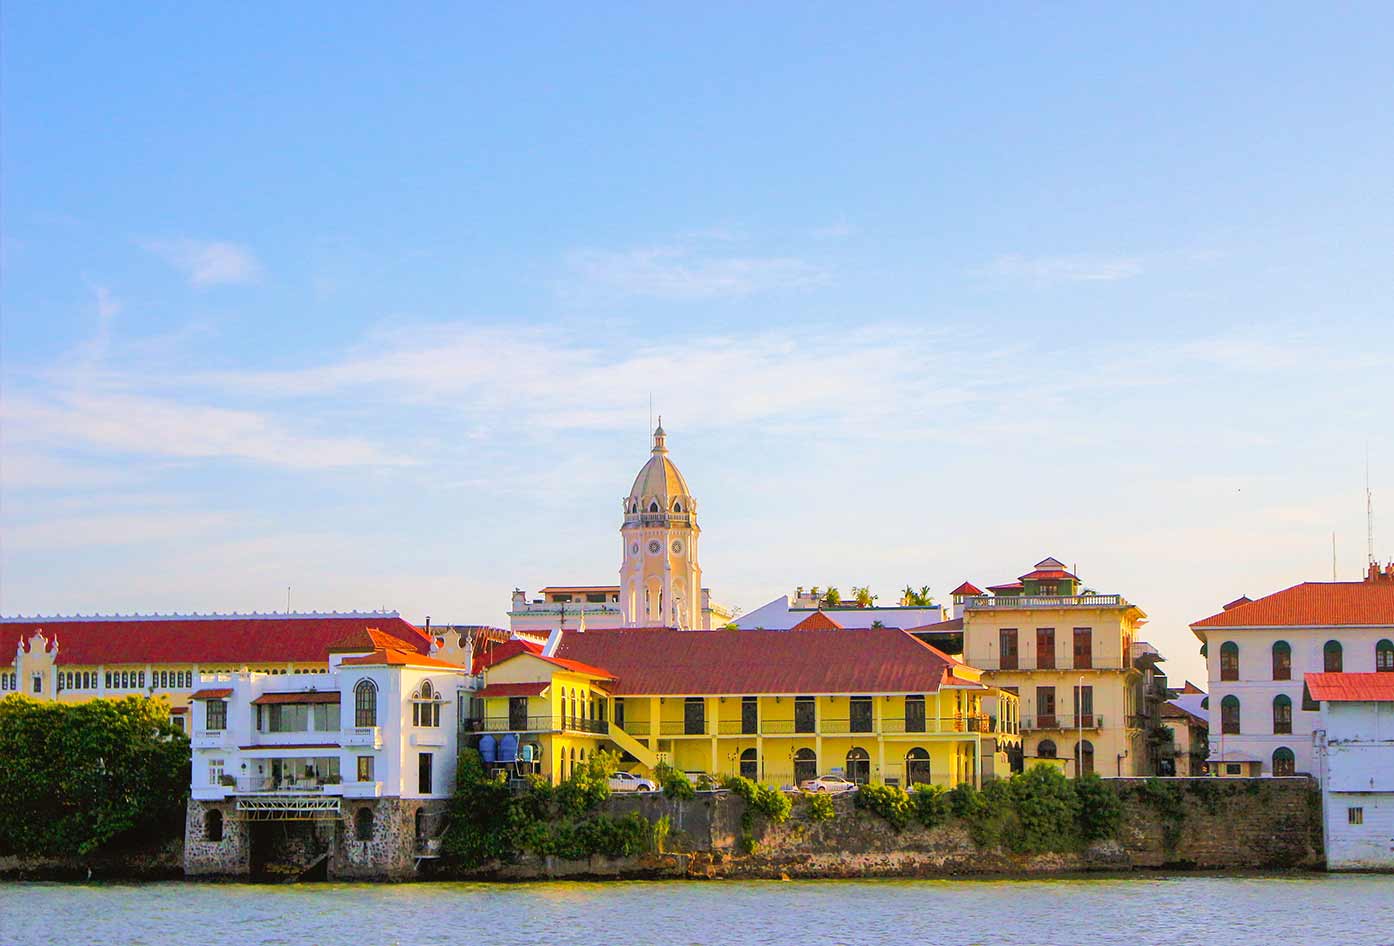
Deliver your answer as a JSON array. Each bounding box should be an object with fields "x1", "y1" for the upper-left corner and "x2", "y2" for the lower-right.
[
  {"x1": 907, "y1": 617, "x2": 963, "y2": 633},
  {"x1": 1222, "y1": 596, "x2": 1253, "y2": 611},
  {"x1": 0, "y1": 616, "x2": 430, "y2": 667},
  {"x1": 1192, "y1": 582, "x2": 1394, "y2": 629},
  {"x1": 338, "y1": 650, "x2": 464, "y2": 669},
  {"x1": 471, "y1": 638, "x2": 542, "y2": 674},
  {"x1": 790, "y1": 611, "x2": 844, "y2": 631},
  {"x1": 478, "y1": 682, "x2": 550, "y2": 697},
  {"x1": 1019, "y1": 569, "x2": 1078, "y2": 581},
  {"x1": 1304, "y1": 672, "x2": 1394, "y2": 702},
  {"x1": 251, "y1": 691, "x2": 341, "y2": 705},
  {"x1": 327, "y1": 626, "x2": 423, "y2": 654},
  {"x1": 191, "y1": 688, "x2": 234, "y2": 700},
  {"x1": 987, "y1": 581, "x2": 1023, "y2": 593},
  {"x1": 554, "y1": 627, "x2": 964, "y2": 696},
  {"x1": 950, "y1": 582, "x2": 984, "y2": 597}
]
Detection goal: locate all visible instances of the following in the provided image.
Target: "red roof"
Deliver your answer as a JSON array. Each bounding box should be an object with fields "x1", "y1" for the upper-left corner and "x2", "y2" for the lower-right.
[
  {"x1": 1193, "y1": 582, "x2": 1394, "y2": 629},
  {"x1": 907, "y1": 617, "x2": 963, "y2": 633},
  {"x1": 987, "y1": 581, "x2": 1023, "y2": 593},
  {"x1": 327, "y1": 626, "x2": 422, "y2": 654},
  {"x1": 472, "y1": 638, "x2": 542, "y2": 674},
  {"x1": 554, "y1": 627, "x2": 964, "y2": 695},
  {"x1": 950, "y1": 582, "x2": 984, "y2": 597},
  {"x1": 0, "y1": 615, "x2": 430, "y2": 667},
  {"x1": 1222, "y1": 596, "x2": 1253, "y2": 611},
  {"x1": 1304, "y1": 672, "x2": 1394, "y2": 702},
  {"x1": 790, "y1": 611, "x2": 844, "y2": 631},
  {"x1": 478, "y1": 682, "x2": 549, "y2": 697},
  {"x1": 1019, "y1": 569, "x2": 1078, "y2": 582},
  {"x1": 251, "y1": 691, "x2": 341, "y2": 705},
  {"x1": 338, "y1": 650, "x2": 464, "y2": 669},
  {"x1": 191, "y1": 688, "x2": 233, "y2": 700}
]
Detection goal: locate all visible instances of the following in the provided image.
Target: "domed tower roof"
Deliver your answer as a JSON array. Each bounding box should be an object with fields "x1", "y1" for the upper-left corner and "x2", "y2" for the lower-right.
[{"x1": 627, "y1": 419, "x2": 693, "y2": 512}]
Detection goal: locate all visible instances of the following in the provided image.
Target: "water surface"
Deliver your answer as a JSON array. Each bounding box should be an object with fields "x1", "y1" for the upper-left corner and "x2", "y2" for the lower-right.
[{"x1": 4, "y1": 875, "x2": 1392, "y2": 946}]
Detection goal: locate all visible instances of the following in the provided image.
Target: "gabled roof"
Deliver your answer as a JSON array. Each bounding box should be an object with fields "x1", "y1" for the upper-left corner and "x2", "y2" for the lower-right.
[
  {"x1": 950, "y1": 582, "x2": 984, "y2": 597},
  {"x1": 472, "y1": 638, "x2": 542, "y2": 674},
  {"x1": 1019, "y1": 569, "x2": 1078, "y2": 581},
  {"x1": 338, "y1": 650, "x2": 464, "y2": 669},
  {"x1": 790, "y1": 610, "x2": 844, "y2": 631},
  {"x1": 327, "y1": 626, "x2": 421, "y2": 654},
  {"x1": 190, "y1": 688, "x2": 234, "y2": 700},
  {"x1": 986, "y1": 581, "x2": 1023, "y2": 593},
  {"x1": 1304, "y1": 672, "x2": 1394, "y2": 703},
  {"x1": 0, "y1": 615, "x2": 430, "y2": 667},
  {"x1": 907, "y1": 617, "x2": 963, "y2": 633},
  {"x1": 554, "y1": 627, "x2": 968, "y2": 696},
  {"x1": 478, "y1": 682, "x2": 550, "y2": 698},
  {"x1": 1192, "y1": 582, "x2": 1394, "y2": 629}
]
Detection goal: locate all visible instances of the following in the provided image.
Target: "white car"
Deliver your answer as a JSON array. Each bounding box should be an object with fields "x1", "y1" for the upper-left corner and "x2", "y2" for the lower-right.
[
  {"x1": 608, "y1": 771, "x2": 657, "y2": 793},
  {"x1": 799, "y1": 774, "x2": 858, "y2": 794}
]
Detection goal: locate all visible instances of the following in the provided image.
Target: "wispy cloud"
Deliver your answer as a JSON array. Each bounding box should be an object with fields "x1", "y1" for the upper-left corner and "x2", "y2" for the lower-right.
[
  {"x1": 974, "y1": 254, "x2": 1143, "y2": 283},
  {"x1": 563, "y1": 246, "x2": 827, "y2": 300},
  {"x1": 142, "y1": 238, "x2": 261, "y2": 287}
]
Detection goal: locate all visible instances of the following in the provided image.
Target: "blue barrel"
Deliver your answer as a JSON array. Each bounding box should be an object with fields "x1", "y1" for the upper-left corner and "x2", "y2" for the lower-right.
[
  {"x1": 520, "y1": 742, "x2": 535, "y2": 764},
  {"x1": 478, "y1": 734, "x2": 497, "y2": 763},
  {"x1": 498, "y1": 732, "x2": 519, "y2": 763}
]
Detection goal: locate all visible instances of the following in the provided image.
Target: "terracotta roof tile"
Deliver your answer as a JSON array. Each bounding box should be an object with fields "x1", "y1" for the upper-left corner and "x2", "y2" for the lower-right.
[
  {"x1": 1304, "y1": 672, "x2": 1394, "y2": 702},
  {"x1": 478, "y1": 682, "x2": 549, "y2": 697},
  {"x1": 190, "y1": 688, "x2": 233, "y2": 700},
  {"x1": 1192, "y1": 582, "x2": 1394, "y2": 629},
  {"x1": 251, "y1": 691, "x2": 341, "y2": 705},
  {"x1": 338, "y1": 650, "x2": 464, "y2": 669},
  {"x1": 950, "y1": 582, "x2": 984, "y2": 597},
  {"x1": 789, "y1": 611, "x2": 844, "y2": 631},
  {"x1": 554, "y1": 627, "x2": 962, "y2": 696}
]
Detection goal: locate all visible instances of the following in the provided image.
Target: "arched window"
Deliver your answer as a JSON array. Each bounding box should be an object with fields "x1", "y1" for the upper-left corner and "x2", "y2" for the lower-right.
[
  {"x1": 412, "y1": 680, "x2": 441, "y2": 727},
  {"x1": 1273, "y1": 694, "x2": 1292, "y2": 734},
  {"x1": 739, "y1": 747, "x2": 758, "y2": 781},
  {"x1": 1219, "y1": 642, "x2": 1239, "y2": 681},
  {"x1": 1074, "y1": 739, "x2": 1095, "y2": 776},
  {"x1": 845, "y1": 747, "x2": 871, "y2": 784},
  {"x1": 1377, "y1": 639, "x2": 1394, "y2": 673},
  {"x1": 1272, "y1": 747, "x2": 1296, "y2": 777},
  {"x1": 649, "y1": 501, "x2": 659, "y2": 513},
  {"x1": 1221, "y1": 695, "x2": 1241, "y2": 735},
  {"x1": 569, "y1": 747, "x2": 577, "y2": 780},
  {"x1": 905, "y1": 747, "x2": 931, "y2": 786},
  {"x1": 570, "y1": 691, "x2": 578, "y2": 729},
  {"x1": 1272, "y1": 641, "x2": 1291, "y2": 680},
  {"x1": 355, "y1": 679, "x2": 378, "y2": 727},
  {"x1": 205, "y1": 809, "x2": 223, "y2": 842},
  {"x1": 793, "y1": 747, "x2": 818, "y2": 786},
  {"x1": 673, "y1": 501, "x2": 682, "y2": 513},
  {"x1": 355, "y1": 807, "x2": 374, "y2": 841},
  {"x1": 1324, "y1": 640, "x2": 1343, "y2": 673},
  {"x1": 1037, "y1": 739, "x2": 1058, "y2": 759}
]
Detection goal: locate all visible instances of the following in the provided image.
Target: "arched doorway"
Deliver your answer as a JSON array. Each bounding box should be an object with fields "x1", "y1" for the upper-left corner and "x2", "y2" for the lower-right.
[
  {"x1": 905, "y1": 747, "x2": 931, "y2": 786},
  {"x1": 845, "y1": 747, "x2": 870, "y2": 784},
  {"x1": 205, "y1": 809, "x2": 223, "y2": 842},
  {"x1": 1037, "y1": 739, "x2": 1058, "y2": 759},
  {"x1": 793, "y1": 748, "x2": 817, "y2": 786},
  {"x1": 739, "y1": 747, "x2": 758, "y2": 781},
  {"x1": 1074, "y1": 739, "x2": 1094, "y2": 776}
]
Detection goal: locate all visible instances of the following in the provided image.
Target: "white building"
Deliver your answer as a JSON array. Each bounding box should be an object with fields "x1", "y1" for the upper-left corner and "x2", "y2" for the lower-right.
[
  {"x1": 509, "y1": 422, "x2": 731, "y2": 634},
  {"x1": 1191, "y1": 565, "x2": 1394, "y2": 777},
  {"x1": 1307, "y1": 672, "x2": 1394, "y2": 870},
  {"x1": 735, "y1": 593, "x2": 946, "y2": 631},
  {"x1": 186, "y1": 627, "x2": 476, "y2": 879}
]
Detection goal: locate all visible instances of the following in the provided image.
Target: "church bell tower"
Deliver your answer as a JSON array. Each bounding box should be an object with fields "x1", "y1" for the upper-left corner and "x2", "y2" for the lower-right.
[{"x1": 619, "y1": 420, "x2": 703, "y2": 629}]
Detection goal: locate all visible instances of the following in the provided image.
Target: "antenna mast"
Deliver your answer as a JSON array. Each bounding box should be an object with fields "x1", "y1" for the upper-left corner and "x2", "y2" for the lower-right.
[{"x1": 1368, "y1": 446, "x2": 1376, "y2": 568}]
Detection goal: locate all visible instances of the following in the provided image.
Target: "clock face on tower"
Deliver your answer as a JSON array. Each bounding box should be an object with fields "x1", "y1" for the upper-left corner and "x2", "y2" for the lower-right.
[
  {"x1": 647, "y1": 540, "x2": 662, "y2": 555},
  {"x1": 671, "y1": 540, "x2": 684, "y2": 555}
]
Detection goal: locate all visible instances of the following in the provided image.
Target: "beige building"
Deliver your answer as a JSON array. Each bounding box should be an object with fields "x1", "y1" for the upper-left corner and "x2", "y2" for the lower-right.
[{"x1": 958, "y1": 558, "x2": 1150, "y2": 776}]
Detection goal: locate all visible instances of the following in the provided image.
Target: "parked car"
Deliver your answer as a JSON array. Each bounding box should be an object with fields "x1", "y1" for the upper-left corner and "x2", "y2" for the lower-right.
[
  {"x1": 799, "y1": 774, "x2": 857, "y2": 794},
  {"x1": 684, "y1": 771, "x2": 722, "y2": 791},
  {"x1": 608, "y1": 771, "x2": 657, "y2": 793}
]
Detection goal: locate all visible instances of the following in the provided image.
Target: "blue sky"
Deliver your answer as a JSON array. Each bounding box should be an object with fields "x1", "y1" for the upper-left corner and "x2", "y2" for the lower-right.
[{"x1": 3, "y1": 3, "x2": 1392, "y2": 683}]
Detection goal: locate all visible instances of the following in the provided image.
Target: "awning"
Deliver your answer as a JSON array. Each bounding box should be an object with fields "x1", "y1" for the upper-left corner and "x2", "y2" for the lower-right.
[
  {"x1": 191, "y1": 688, "x2": 234, "y2": 700},
  {"x1": 251, "y1": 691, "x2": 341, "y2": 705}
]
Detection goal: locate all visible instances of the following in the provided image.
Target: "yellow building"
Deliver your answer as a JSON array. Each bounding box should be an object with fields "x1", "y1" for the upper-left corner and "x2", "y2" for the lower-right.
[
  {"x1": 958, "y1": 558, "x2": 1149, "y2": 777},
  {"x1": 471, "y1": 626, "x2": 1018, "y2": 789}
]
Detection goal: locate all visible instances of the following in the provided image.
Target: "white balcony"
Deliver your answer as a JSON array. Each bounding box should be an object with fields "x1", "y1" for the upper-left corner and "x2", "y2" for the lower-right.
[
  {"x1": 245, "y1": 730, "x2": 342, "y2": 748},
  {"x1": 410, "y1": 730, "x2": 447, "y2": 747},
  {"x1": 342, "y1": 726, "x2": 382, "y2": 748},
  {"x1": 341, "y1": 780, "x2": 384, "y2": 799},
  {"x1": 192, "y1": 729, "x2": 232, "y2": 749}
]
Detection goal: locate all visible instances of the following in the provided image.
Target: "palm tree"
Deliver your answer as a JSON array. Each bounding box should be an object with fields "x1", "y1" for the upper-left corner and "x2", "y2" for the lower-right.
[
  {"x1": 871, "y1": 619, "x2": 886, "y2": 629},
  {"x1": 822, "y1": 586, "x2": 841, "y2": 607},
  {"x1": 901, "y1": 585, "x2": 917, "y2": 606},
  {"x1": 853, "y1": 586, "x2": 876, "y2": 608},
  {"x1": 918, "y1": 585, "x2": 934, "y2": 606}
]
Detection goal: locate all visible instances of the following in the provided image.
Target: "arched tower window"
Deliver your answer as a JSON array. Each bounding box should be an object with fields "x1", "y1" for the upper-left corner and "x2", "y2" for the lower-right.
[
  {"x1": 1220, "y1": 695, "x2": 1241, "y2": 735},
  {"x1": 1324, "y1": 640, "x2": 1343, "y2": 673},
  {"x1": 1272, "y1": 694, "x2": 1292, "y2": 734},
  {"x1": 1272, "y1": 641, "x2": 1291, "y2": 680},
  {"x1": 673, "y1": 500, "x2": 682, "y2": 513},
  {"x1": 1377, "y1": 639, "x2": 1394, "y2": 672},
  {"x1": 354, "y1": 679, "x2": 378, "y2": 728},
  {"x1": 1272, "y1": 747, "x2": 1296, "y2": 776},
  {"x1": 1219, "y1": 642, "x2": 1239, "y2": 681}
]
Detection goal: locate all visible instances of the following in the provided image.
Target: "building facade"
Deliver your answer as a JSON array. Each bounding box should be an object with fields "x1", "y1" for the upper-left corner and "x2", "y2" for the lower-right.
[
  {"x1": 1191, "y1": 565, "x2": 1394, "y2": 777},
  {"x1": 1306, "y1": 672, "x2": 1394, "y2": 870},
  {"x1": 186, "y1": 628, "x2": 475, "y2": 879},
  {"x1": 959, "y1": 558, "x2": 1151, "y2": 777},
  {"x1": 470, "y1": 626, "x2": 1018, "y2": 790},
  {"x1": 508, "y1": 423, "x2": 731, "y2": 634}
]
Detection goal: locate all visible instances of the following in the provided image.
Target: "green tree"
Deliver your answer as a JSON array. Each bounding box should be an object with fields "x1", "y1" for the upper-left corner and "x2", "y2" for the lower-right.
[
  {"x1": 852, "y1": 586, "x2": 876, "y2": 608},
  {"x1": 822, "y1": 586, "x2": 842, "y2": 607},
  {"x1": 0, "y1": 695, "x2": 190, "y2": 857}
]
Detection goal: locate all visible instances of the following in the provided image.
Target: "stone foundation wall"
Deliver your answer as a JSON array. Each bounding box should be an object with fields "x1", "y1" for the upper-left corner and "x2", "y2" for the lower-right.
[
  {"x1": 184, "y1": 798, "x2": 250, "y2": 877},
  {"x1": 332, "y1": 798, "x2": 449, "y2": 881}
]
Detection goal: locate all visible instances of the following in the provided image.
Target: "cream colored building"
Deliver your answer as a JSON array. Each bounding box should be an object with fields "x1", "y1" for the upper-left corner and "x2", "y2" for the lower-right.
[{"x1": 509, "y1": 422, "x2": 731, "y2": 633}]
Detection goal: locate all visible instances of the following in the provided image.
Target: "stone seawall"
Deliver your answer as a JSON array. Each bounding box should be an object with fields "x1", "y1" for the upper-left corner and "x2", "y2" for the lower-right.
[{"x1": 436, "y1": 777, "x2": 1324, "y2": 881}]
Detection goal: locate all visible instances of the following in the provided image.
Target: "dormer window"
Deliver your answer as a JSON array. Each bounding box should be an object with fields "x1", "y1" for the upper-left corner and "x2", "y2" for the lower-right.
[
  {"x1": 673, "y1": 501, "x2": 682, "y2": 513},
  {"x1": 649, "y1": 501, "x2": 659, "y2": 513}
]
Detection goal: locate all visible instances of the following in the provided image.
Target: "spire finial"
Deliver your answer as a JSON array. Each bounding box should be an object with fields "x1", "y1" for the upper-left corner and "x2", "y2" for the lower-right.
[{"x1": 652, "y1": 416, "x2": 667, "y2": 453}]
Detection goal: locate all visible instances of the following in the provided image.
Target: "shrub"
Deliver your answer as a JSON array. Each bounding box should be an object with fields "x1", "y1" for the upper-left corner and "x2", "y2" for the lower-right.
[
  {"x1": 805, "y1": 791, "x2": 835, "y2": 823},
  {"x1": 854, "y1": 783, "x2": 913, "y2": 831},
  {"x1": 1009, "y1": 764, "x2": 1080, "y2": 854},
  {"x1": 652, "y1": 814, "x2": 671, "y2": 853},
  {"x1": 948, "y1": 782, "x2": 986, "y2": 820},
  {"x1": 655, "y1": 762, "x2": 695, "y2": 800},
  {"x1": 1075, "y1": 772, "x2": 1122, "y2": 842},
  {"x1": 911, "y1": 784, "x2": 951, "y2": 829}
]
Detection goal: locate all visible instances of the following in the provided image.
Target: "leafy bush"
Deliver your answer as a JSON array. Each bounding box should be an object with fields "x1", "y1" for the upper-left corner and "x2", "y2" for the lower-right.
[
  {"x1": 1010, "y1": 764, "x2": 1080, "y2": 854},
  {"x1": 911, "y1": 784, "x2": 951, "y2": 828},
  {"x1": 949, "y1": 782, "x2": 986, "y2": 820},
  {"x1": 804, "y1": 790, "x2": 835, "y2": 823},
  {"x1": 1075, "y1": 772, "x2": 1122, "y2": 842},
  {"x1": 654, "y1": 762, "x2": 695, "y2": 800},
  {"x1": 0, "y1": 696, "x2": 190, "y2": 857},
  {"x1": 854, "y1": 783, "x2": 913, "y2": 831}
]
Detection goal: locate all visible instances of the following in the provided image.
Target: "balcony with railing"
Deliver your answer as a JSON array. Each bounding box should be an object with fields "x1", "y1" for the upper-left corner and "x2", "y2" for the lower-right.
[
  {"x1": 192, "y1": 728, "x2": 232, "y2": 749},
  {"x1": 464, "y1": 715, "x2": 608, "y2": 735},
  {"x1": 342, "y1": 726, "x2": 382, "y2": 748},
  {"x1": 964, "y1": 594, "x2": 1126, "y2": 610},
  {"x1": 1022, "y1": 714, "x2": 1105, "y2": 731}
]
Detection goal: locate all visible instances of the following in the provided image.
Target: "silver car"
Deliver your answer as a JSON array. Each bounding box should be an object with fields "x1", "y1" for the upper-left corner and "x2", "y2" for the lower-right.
[{"x1": 608, "y1": 771, "x2": 657, "y2": 793}]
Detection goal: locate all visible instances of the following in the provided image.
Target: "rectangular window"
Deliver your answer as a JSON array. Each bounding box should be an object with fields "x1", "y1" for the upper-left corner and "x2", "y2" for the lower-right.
[
  {"x1": 205, "y1": 700, "x2": 227, "y2": 731},
  {"x1": 741, "y1": 696, "x2": 758, "y2": 735},
  {"x1": 1074, "y1": 685, "x2": 1094, "y2": 725},
  {"x1": 905, "y1": 695, "x2": 926, "y2": 733},
  {"x1": 418, "y1": 752, "x2": 433, "y2": 794},
  {"x1": 169, "y1": 714, "x2": 185, "y2": 732},
  {"x1": 208, "y1": 759, "x2": 225, "y2": 786},
  {"x1": 267, "y1": 704, "x2": 310, "y2": 732},
  {"x1": 1036, "y1": 629, "x2": 1056, "y2": 669},
  {"x1": 999, "y1": 628, "x2": 1019, "y2": 670},
  {"x1": 1348, "y1": 807, "x2": 1364, "y2": 826},
  {"x1": 1073, "y1": 628, "x2": 1092, "y2": 669},
  {"x1": 509, "y1": 696, "x2": 529, "y2": 731},
  {"x1": 613, "y1": 697, "x2": 625, "y2": 730},
  {"x1": 684, "y1": 698, "x2": 706, "y2": 735},
  {"x1": 312, "y1": 702, "x2": 340, "y2": 732},
  {"x1": 849, "y1": 696, "x2": 873, "y2": 733},
  {"x1": 1036, "y1": 687, "x2": 1056, "y2": 726},
  {"x1": 32, "y1": 674, "x2": 43, "y2": 694},
  {"x1": 357, "y1": 756, "x2": 375, "y2": 783},
  {"x1": 794, "y1": 696, "x2": 816, "y2": 733},
  {"x1": 1225, "y1": 763, "x2": 1241, "y2": 775}
]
